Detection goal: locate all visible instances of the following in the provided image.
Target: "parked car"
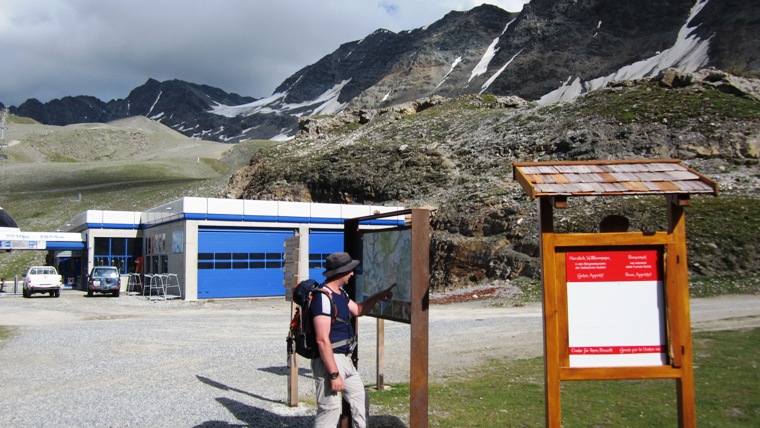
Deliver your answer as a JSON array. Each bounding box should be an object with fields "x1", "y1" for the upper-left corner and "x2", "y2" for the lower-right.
[
  {"x1": 87, "y1": 266, "x2": 121, "y2": 297},
  {"x1": 23, "y1": 266, "x2": 63, "y2": 298}
]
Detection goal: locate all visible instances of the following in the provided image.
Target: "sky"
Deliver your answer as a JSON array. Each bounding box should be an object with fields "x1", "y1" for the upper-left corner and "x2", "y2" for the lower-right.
[{"x1": 0, "y1": 0, "x2": 531, "y2": 107}]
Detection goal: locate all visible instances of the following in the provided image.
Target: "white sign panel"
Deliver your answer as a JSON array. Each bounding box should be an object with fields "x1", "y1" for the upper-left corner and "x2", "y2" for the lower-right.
[{"x1": 566, "y1": 249, "x2": 668, "y2": 367}]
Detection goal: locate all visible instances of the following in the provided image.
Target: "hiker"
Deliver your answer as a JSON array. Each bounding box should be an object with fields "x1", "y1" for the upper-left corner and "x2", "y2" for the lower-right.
[{"x1": 311, "y1": 252, "x2": 395, "y2": 428}]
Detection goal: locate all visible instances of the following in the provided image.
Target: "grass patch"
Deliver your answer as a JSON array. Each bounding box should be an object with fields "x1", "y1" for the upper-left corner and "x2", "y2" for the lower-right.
[
  {"x1": 511, "y1": 276, "x2": 542, "y2": 304},
  {"x1": 690, "y1": 274, "x2": 760, "y2": 298},
  {"x1": 577, "y1": 82, "x2": 760, "y2": 126},
  {"x1": 7, "y1": 114, "x2": 39, "y2": 125},
  {"x1": 200, "y1": 157, "x2": 229, "y2": 174},
  {"x1": 369, "y1": 328, "x2": 760, "y2": 427},
  {"x1": 0, "y1": 326, "x2": 14, "y2": 342},
  {"x1": 685, "y1": 196, "x2": 760, "y2": 277},
  {"x1": 47, "y1": 153, "x2": 80, "y2": 163}
]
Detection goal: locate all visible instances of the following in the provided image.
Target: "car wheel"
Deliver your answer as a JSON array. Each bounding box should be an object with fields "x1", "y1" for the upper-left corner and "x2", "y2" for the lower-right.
[
  {"x1": 87, "y1": 290, "x2": 93, "y2": 297},
  {"x1": 54, "y1": 290, "x2": 61, "y2": 298},
  {"x1": 49, "y1": 291, "x2": 55, "y2": 297},
  {"x1": 113, "y1": 291, "x2": 120, "y2": 297},
  {"x1": 23, "y1": 288, "x2": 30, "y2": 298}
]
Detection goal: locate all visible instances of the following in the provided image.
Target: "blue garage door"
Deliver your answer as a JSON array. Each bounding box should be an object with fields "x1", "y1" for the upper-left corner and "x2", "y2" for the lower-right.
[
  {"x1": 308, "y1": 230, "x2": 344, "y2": 284},
  {"x1": 198, "y1": 228, "x2": 294, "y2": 298}
]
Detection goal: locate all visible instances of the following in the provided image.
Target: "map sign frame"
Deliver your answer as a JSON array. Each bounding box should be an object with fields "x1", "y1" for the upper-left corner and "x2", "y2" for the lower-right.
[
  {"x1": 344, "y1": 208, "x2": 430, "y2": 427},
  {"x1": 355, "y1": 227, "x2": 413, "y2": 323}
]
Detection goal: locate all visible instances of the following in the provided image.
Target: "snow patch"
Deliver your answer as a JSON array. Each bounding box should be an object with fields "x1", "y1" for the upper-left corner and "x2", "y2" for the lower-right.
[
  {"x1": 480, "y1": 49, "x2": 524, "y2": 94},
  {"x1": 435, "y1": 56, "x2": 463, "y2": 90},
  {"x1": 468, "y1": 18, "x2": 515, "y2": 85},
  {"x1": 539, "y1": 0, "x2": 712, "y2": 105},
  {"x1": 270, "y1": 132, "x2": 294, "y2": 142},
  {"x1": 147, "y1": 91, "x2": 162, "y2": 117},
  {"x1": 208, "y1": 79, "x2": 351, "y2": 118},
  {"x1": 297, "y1": 79, "x2": 352, "y2": 116},
  {"x1": 538, "y1": 77, "x2": 584, "y2": 105},
  {"x1": 209, "y1": 92, "x2": 288, "y2": 117},
  {"x1": 469, "y1": 37, "x2": 500, "y2": 83},
  {"x1": 502, "y1": 18, "x2": 516, "y2": 35}
]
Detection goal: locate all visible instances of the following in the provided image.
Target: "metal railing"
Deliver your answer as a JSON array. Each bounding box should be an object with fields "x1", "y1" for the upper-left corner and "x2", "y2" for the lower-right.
[{"x1": 127, "y1": 273, "x2": 182, "y2": 300}]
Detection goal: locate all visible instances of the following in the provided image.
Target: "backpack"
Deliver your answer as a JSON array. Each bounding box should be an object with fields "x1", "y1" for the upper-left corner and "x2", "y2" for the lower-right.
[{"x1": 287, "y1": 279, "x2": 354, "y2": 359}]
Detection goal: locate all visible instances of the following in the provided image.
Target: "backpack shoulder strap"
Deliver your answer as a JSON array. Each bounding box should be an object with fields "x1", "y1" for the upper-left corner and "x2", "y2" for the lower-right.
[
  {"x1": 312, "y1": 286, "x2": 334, "y2": 318},
  {"x1": 315, "y1": 286, "x2": 351, "y2": 325}
]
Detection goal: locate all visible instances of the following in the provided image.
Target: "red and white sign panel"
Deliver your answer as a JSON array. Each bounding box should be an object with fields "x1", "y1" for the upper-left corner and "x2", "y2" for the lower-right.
[{"x1": 566, "y1": 249, "x2": 668, "y2": 367}]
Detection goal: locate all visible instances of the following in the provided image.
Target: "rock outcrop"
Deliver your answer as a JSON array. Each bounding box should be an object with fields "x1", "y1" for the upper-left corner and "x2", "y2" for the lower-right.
[{"x1": 224, "y1": 69, "x2": 760, "y2": 291}]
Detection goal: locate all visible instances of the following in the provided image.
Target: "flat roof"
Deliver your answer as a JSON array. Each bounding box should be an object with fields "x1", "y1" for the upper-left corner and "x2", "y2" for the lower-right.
[
  {"x1": 513, "y1": 159, "x2": 719, "y2": 199},
  {"x1": 60, "y1": 197, "x2": 406, "y2": 232}
]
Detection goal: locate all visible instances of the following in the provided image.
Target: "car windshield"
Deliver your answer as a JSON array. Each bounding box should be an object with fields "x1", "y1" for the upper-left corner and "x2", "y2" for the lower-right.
[{"x1": 94, "y1": 268, "x2": 118, "y2": 278}]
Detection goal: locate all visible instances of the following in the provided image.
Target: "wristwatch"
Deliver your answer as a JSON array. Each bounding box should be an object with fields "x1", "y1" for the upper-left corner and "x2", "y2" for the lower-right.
[{"x1": 330, "y1": 371, "x2": 340, "y2": 380}]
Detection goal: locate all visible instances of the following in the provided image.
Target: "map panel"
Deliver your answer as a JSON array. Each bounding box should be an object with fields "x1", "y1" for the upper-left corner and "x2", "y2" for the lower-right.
[{"x1": 355, "y1": 228, "x2": 412, "y2": 323}]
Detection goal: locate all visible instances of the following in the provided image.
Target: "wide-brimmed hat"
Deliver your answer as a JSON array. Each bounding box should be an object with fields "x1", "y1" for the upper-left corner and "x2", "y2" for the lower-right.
[{"x1": 323, "y1": 252, "x2": 360, "y2": 278}]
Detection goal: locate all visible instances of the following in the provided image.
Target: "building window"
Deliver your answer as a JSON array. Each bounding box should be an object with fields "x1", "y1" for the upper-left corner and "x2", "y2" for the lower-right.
[{"x1": 197, "y1": 252, "x2": 284, "y2": 270}]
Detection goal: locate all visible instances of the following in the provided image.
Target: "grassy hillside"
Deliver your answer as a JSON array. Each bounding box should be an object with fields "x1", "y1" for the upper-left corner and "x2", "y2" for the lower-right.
[{"x1": 0, "y1": 115, "x2": 275, "y2": 278}]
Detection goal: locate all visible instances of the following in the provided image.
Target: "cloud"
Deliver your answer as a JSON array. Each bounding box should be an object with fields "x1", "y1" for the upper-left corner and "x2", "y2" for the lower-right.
[{"x1": 0, "y1": 0, "x2": 529, "y2": 107}]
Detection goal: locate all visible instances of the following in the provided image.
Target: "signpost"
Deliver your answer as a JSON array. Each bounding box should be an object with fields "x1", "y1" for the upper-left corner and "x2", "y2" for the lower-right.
[
  {"x1": 345, "y1": 208, "x2": 430, "y2": 428},
  {"x1": 513, "y1": 159, "x2": 719, "y2": 428},
  {"x1": 283, "y1": 234, "x2": 300, "y2": 407},
  {"x1": 281, "y1": 211, "x2": 430, "y2": 425}
]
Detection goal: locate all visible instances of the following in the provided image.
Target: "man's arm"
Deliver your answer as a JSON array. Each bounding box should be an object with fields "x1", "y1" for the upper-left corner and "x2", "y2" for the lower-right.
[{"x1": 349, "y1": 284, "x2": 395, "y2": 317}]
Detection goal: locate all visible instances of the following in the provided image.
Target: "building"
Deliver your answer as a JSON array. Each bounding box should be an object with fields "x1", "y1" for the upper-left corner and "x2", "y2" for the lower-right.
[{"x1": 54, "y1": 197, "x2": 404, "y2": 300}]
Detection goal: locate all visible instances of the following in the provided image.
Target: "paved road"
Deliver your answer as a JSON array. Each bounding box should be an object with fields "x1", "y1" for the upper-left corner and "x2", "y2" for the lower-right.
[{"x1": 0, "y1": 290, "x2": 758, "y2": 427}]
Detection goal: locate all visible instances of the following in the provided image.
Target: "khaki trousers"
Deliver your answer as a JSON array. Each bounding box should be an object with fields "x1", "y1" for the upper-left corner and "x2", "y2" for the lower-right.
[{"x1": 311, "y1": 353, "x2": 369, "y2": 428}]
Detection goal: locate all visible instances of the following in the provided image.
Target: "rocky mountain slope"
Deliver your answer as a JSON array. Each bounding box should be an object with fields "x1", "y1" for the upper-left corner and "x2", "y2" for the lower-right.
[
  {"x1": 7, "y1": 0, "x2": 759, "y2": 142},
  {"x1": 223, "y1": 69, "x2": 760, "y2": 291},
  {"x1": 8, "y1": 79, "x2": 279, "y2": 142}
]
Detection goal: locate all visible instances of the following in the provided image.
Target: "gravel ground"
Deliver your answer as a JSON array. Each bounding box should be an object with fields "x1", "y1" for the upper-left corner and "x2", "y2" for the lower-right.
[{"x1": 1, "y1": 288, "x2": 758, "y2": 427}]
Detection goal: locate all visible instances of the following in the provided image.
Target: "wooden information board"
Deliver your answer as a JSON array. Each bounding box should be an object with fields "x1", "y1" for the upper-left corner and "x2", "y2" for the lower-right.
[{"x1": 513, "y1": 159, "x2": 719, "y2": 428}]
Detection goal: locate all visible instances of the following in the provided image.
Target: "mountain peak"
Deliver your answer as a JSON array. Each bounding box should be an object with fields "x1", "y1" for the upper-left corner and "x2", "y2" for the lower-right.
[{"x1": 7, "y1": 1, "x2": 760, "y2": 142}]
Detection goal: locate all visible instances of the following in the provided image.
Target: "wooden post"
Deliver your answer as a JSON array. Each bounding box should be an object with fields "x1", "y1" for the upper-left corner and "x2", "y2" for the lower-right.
[
  {"x1": 284, "y1": 233, "x2": 302, "y2": 408},
  {"x1": 376, "y1": 318, "x2": 385, "y2": 390},
  {"x1": 342, "y1": 218, "x2": 361, "y2": 428},
  {"x1": 666, "y1": 195, "x2": 696, "y2": 428},
  {"x1": 539, "y1": 197, "x2": 562, "y2": 428},
  {"x1": 410, "y1": 208, "x2": 430, "y2": 428},
  {"x1": 287, "y1": 301, "x2": 299, "y2": 407}
]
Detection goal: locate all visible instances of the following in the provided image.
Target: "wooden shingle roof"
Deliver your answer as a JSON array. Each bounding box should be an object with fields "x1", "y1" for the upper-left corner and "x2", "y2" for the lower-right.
[{"x1": 513, "y1": 159, "x2": 718, "y2": 199}]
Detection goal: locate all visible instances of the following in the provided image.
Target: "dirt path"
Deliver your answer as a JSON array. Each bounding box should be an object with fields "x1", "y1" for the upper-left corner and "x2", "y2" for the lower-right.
[{"x1": 2, "y1": 290, "x2": 758, "y2": 382}]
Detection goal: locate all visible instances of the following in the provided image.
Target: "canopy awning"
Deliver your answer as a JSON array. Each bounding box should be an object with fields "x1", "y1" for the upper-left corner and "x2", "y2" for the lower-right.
[{"x1": 513, "y1": 159, "x2": 718, "y2": 200}]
